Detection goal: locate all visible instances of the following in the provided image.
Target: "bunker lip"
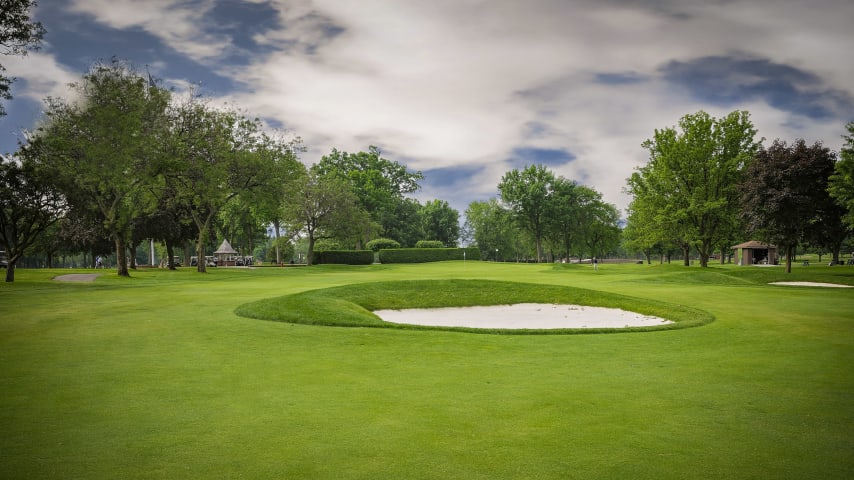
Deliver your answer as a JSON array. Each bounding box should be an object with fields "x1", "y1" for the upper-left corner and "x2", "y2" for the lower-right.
[
  {"x1": 374, "y1": 303, "x2": 672, "y2": 330},
  {"x1": 769, "y1": 281, "x2": 853, "y2": 288}
]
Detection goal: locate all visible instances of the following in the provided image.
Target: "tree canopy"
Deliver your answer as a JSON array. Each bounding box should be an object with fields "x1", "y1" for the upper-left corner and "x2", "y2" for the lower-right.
[
  {"x1": 0, "y1": 0, "x2": 46, "y2": 116},
  {"x1": 628, "y1": 110, "x2": 760, "y2": 266},
  {"x1": 740, "y1": 139, "x2": 838, "y2": 272}
]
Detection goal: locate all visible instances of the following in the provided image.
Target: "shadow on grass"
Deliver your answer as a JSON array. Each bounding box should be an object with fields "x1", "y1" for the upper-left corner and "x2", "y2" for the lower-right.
[{"x1": 235, "y1": 279, "x2": 714, "y2": 335}]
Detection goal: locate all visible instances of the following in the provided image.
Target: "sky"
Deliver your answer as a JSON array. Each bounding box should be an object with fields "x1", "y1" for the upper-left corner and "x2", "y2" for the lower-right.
[{"x1": 2, "y1": 0, "x2": 853, "y2": 217}]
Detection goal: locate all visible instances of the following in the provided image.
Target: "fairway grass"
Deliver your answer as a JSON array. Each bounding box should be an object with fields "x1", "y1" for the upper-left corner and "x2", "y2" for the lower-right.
[{"x1": 1, "y1": 262, "x2": 853, "y2": 479}]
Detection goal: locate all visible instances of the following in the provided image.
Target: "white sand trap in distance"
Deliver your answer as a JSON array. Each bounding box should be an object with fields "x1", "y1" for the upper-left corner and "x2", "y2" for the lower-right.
[
  {"x1": 769, "y1": 282, "x2": 853, "y2": 288},
  {"x1": 374, "y1": 303, "x2": 672, "y2": 329}
]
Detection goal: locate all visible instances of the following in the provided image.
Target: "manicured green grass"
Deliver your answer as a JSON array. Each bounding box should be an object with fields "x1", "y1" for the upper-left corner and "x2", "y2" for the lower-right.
[{"x1": 1, "y1": 262, "x2": 852, "y2": 479}]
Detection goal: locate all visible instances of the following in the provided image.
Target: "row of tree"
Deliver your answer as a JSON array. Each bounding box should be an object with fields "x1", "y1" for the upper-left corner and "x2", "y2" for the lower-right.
[
  {"x1": 464, "y1": 165, "x2": 622, "y2": 262},
  {"x1": 623, "y1": 110, "x2": 853, "y2": 272},
  {"x1": 0, "y1": 60, "x2": 462, "y2": 281}
]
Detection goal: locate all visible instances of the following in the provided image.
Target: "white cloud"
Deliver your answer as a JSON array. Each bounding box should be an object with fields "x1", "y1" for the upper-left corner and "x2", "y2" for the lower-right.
[{"x1": 28, "y1": 0, "x2": 854, "y2": 215}]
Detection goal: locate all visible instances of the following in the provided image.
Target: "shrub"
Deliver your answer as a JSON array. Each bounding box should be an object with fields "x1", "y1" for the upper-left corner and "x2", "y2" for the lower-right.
[
  {"x1": 314, "y1": 250, "x2": 374, "y2": 265},
  {"x1": 365, "y1": 238, "x2": 401, "y2": 252},
  {"x1": 378, "y1": 247, "x2": 480, "y2": 264},
  {"x1": 415, "y1": 240, "x2": 445, "y2": 248}
]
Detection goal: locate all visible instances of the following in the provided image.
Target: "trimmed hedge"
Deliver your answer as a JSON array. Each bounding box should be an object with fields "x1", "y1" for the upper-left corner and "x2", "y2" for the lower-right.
[
  {"x1": 378, "y1": 247, "x2": 480, "y2": 264},
  {"x1": 415, "y1": 240, "x2": 445, "y2": 248},
  {"x1": 365, "y1": 238, "x2": 401, "y2": 252},
  {"x1": 314, "y1": 250, "x2": 374, "y2": 265}
]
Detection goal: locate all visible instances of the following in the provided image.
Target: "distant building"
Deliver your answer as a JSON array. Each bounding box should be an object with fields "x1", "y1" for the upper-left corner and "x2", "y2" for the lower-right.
[{"x1": 732, "y1": 241, "x2": 778, "y2": 265}]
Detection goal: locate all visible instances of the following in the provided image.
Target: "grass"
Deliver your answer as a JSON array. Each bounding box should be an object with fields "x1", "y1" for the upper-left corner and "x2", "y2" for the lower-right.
[{"x1": 1, "y1": 261, "x2": 852, "y2": 479}]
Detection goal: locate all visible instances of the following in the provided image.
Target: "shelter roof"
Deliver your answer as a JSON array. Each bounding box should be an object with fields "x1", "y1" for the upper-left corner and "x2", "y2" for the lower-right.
[
  {"x1": 731, "y1": 240, "x2": 776, "y2": 249},
  {"x1": 214, "y1": 239, "x2": 237, "y2": 254}
]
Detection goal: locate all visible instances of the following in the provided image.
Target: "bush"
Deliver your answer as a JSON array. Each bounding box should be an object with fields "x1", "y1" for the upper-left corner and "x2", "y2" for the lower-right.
[
  {"x1": 415, "y1": 240, "x2": 444, "y2": 248},
  {"x1": 365, "y1": 238, "x2": 401, "y2": 252},
  {"x1": 314, "y1": 250, "x2": 374, "y2": 265},
  {"x1": 378, "y1": 247, "x2": 480, "y2": 264}
]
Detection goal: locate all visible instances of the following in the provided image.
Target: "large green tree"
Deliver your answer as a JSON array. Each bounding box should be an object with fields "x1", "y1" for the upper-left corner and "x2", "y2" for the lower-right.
[
  {"x1": 633, "y1": 110, "x2": 760, "y2": 267},
  {"x1": 740, "y1": 139, "x2": 838, "y2": 272},
  {"x1": 22, "y1": 60, "x2": 170, "y2": 276},
  {"x1": 285, "y1": 169, "x2": 359, "y2": 266},
  {"x1": 463, "y1": 199, "x2": 520, "y2": 261},
  {"x1": 829, "y1": 122, "x2": 854, "y2": 229},
  {"x1": 498, "y1": 164, "x2": 556, "y2": 262},
  {"x1": 0, "y1": 153, "x2": 65, "y2": 281},
  {"x1": 314, "y1": 146, "x2": 423, "y2": 246},
  {"x1": 166, "y1": 97, "x2": 303, "y2": 272},
  {"x1": 0, "y1": 0, "x2": 46, "y2": 116},
  {"x1": 420, "y1": 199, "x2": 460, "y2": 247}
]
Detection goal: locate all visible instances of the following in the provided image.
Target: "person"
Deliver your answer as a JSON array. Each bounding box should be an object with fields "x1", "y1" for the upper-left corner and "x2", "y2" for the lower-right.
[
  {"x1": 593, "y1": 257, "x2": 598, "y2": 271},
  {"x1": 95, "y1": 255, "x2": 102, "y2": 269}
]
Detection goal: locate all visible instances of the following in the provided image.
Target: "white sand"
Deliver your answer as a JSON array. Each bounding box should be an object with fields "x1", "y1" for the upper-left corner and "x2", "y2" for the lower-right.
[
  {"x1": 769, "y1": 281, "x2": 853, "y2": 288},
  {"x1": 374, "y1": 303, "x2": 671, "y2": 329},
  {"x1": 54, "y1": 274, "x2": 100, "y2": 282}
]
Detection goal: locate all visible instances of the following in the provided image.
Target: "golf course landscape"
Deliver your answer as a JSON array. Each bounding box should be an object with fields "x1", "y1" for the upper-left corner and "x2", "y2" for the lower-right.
[{"x1": 1, "y1": 261, "x2": 852, "y2": 479}]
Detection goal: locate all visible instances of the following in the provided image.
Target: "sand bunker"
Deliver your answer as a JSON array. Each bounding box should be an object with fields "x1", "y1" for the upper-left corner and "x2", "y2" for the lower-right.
[
  {"x1": 769, "y1": 281, "x2": 853, "y2": 288},
  {"x1": 54, "y1": 274, "x2": 99, "y2": 282},
  {"x1": 374, "y1": 303, "x2": 672, "y2": 329}
]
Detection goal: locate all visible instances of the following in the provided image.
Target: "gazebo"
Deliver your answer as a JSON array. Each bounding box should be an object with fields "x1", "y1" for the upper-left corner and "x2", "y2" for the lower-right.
[
  {"x1": 214, "y1": 239, "x2": 238, "y2": 266},
  {"x1": 732, "y1": 241, "x2": 778, "y2": 266}
]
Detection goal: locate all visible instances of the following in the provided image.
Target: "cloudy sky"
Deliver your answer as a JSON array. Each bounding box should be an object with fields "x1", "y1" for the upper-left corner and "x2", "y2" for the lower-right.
[{"x1": 2, "y1": 0, "x2": 853, "y2": 216}]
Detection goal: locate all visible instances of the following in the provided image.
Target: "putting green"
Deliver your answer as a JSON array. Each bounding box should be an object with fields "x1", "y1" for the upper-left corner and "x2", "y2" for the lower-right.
[{"x1": 235, "y1": 279, "x2": 714, "y2": 334}]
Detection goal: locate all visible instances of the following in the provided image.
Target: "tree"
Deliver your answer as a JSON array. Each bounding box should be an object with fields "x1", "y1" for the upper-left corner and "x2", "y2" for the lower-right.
[
  {"x1": 463, "y1": 199, "x2": 519, "y2": 261},
  {"x1": 22, "y1": 59, "x2": 170, "y2": 276},
  {"x1": 740, "y1": 139, "x2": 837, "y2": 272},
  {"x1": 636, "y1": 110, "x2": 760, "y2": 267},
  {"x1": 314, "y1": 146, "x2": 423, "y2": 246},
  {"x1": 0, "y1": 0, "x2": 46, "y2": 116},
  {"x1": 0, "y1": 154, "x2": 65, "y2": 281},
  {"x1": 543, "y1": 177, "x2": 579, "y2": 260},
  {"x1": 498, "y1": 164, "x2": 556, "y2": 262},
  {"x1": 829, "y1": 122, "x2": 854, "y2": 229},
  {"x1": 285, "y1": 170, "x2": 359, "y2": 266},
  {"x1": 420, "y1": 199, "x2": 460, "y2": 247},
  {"x1": 167, "y1": 97, "x2": 303, "y2": 272}
]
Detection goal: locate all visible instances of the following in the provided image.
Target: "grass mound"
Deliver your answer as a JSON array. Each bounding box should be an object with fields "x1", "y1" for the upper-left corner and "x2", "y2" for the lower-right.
[{"x1": 235, "y1": 279, "x2": 713, "y2": 334}]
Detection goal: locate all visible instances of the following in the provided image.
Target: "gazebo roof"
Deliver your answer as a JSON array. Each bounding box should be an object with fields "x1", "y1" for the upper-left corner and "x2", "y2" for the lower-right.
[
  {"x1": 214, "y1": 239, "x2": 237, "y2": 255},
  {"x1": 731, "y1": 240, "x2": 776, "y2": 250}
]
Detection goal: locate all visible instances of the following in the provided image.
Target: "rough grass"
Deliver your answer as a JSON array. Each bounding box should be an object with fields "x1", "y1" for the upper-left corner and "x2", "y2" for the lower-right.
[
  {"x1": 235, "y1": 279, "x2": 714, "y2": 333},
  {"x1": 1, "y1": 261, "x2": 852, "y2": 479}
]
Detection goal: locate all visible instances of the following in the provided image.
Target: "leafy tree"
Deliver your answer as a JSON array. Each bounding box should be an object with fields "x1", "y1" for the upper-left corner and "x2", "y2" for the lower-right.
[
  {"x1": 420, "y1": 199, "x2": 460, "y2": 247},
  {"x1": 22, "y1": 60, "x2": 170, "y2": 276},
  {"x1": 167, "y1": 97, "x2": 302, "y2": 272},
  {"x1": 580, "y1": 192, "x2": 621, "y2": 258},
  {"x1": 0, "y1": 0, "x2": 46, "y2": 116},
  {"x1": 0, "y1": 153, "x2": 65, "y2": 281},
  {"x1": 740, "y1": 139, "x2": 837, "y2": 272},
  {"x1": 463, "y1": 199, "x2": 522, "y2": 261},
  {"x1": 829, "y1": 122, "x2": 854, "y2": 229},
  {"x1": 543, "y1": 176, "x2": 579, "y2": 260},
  {"x1": 315, "y1": 146, "x2": 423, "y2": 246},
  {"x1": 635, "y1": 110, "x2": 760, "y2": 267},
  {"x1": 498, "y1": 164, "x2": 556, "y2": 262},
  {"x1": 285, "y1": 170, "x2": 360, "y2": 266}
]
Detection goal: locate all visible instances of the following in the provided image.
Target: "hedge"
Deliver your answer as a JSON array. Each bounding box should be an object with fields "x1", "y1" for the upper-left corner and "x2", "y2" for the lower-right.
[
  {"x1": 377, "y1": 247, "x2": 481, "y2": 264},
  {"x1": 314, "y1": 250, "x2": 374, "y2": 265},
  {"x1": 415, "y1": 240, "x2": 444, "y2": 248}
]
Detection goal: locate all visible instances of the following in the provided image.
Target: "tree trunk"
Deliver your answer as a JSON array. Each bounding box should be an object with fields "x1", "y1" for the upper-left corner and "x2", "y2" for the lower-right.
[
  {"x1": 785, "y1": 244, "x2": 793, "y2": 273},
  {"x1": 273, "y1": 220, "x2": 281, "y2": 265},
  {"x1": 114, "y1": 236, "x2": 130, "y2": 277},
  {"x1": 196, "y1": 229, "x2": 208, "y2": 273},
  {"x1": 4, "y1": 254, "x2": 18, "y2": 282},
  {"x1": 682, "y1": 244, "x2": 690, "y2": 266},
  {"x1": 166, "y1": 240, "x2": 176, "y2": 270},
  {"x1": 306, "y1": 234, "x2": 315, "y2": 266}
]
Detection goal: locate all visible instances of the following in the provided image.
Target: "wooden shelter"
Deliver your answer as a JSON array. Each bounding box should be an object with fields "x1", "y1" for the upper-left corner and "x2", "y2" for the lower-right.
[
  {"x1": 214, "y1": 239, "x2": 238, "y2": 266},
  {"x1": 732, "y1": 241, "x2": 778, "y2": 266}
]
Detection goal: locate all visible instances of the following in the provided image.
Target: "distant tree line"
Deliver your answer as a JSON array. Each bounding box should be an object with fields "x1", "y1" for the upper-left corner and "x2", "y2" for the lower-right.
[{"x1": 624, "y1": 110, "x2": 853, "y2": 272}]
